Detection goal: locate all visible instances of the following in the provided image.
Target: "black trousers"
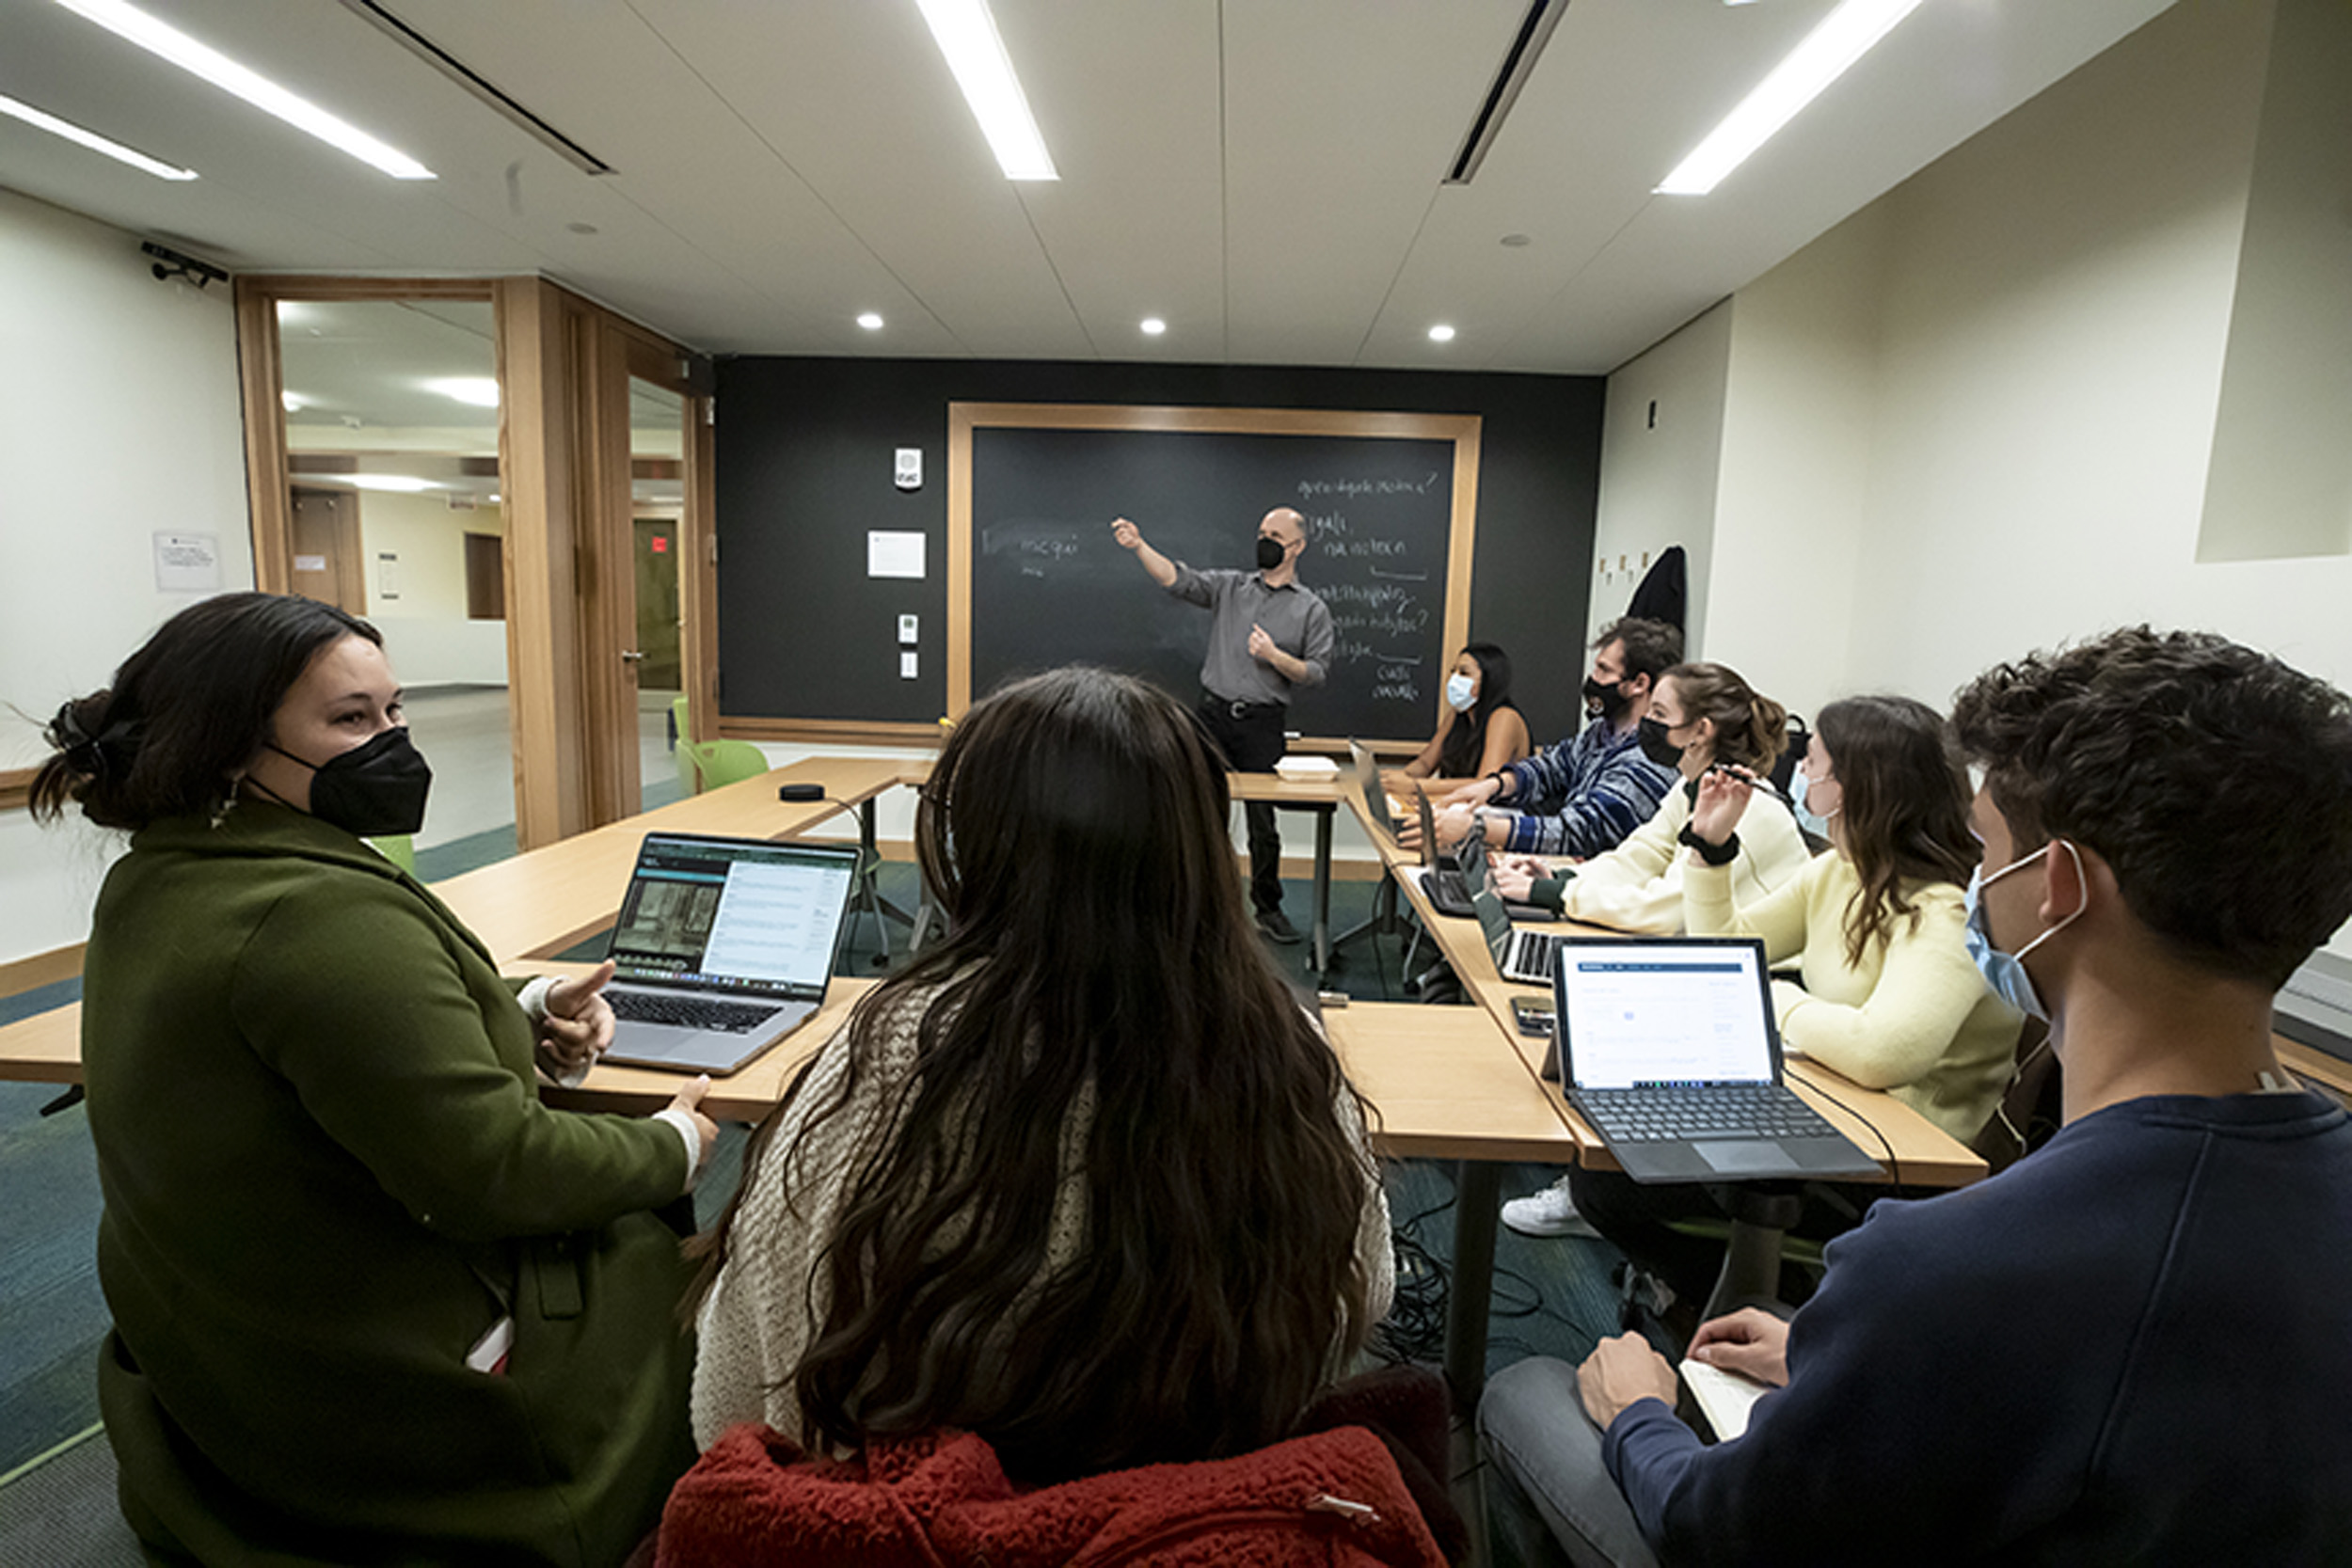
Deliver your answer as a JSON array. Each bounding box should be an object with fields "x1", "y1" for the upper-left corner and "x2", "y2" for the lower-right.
[{"x1": 1198, "y1": 693, "x2": 1288, "y2": 915}]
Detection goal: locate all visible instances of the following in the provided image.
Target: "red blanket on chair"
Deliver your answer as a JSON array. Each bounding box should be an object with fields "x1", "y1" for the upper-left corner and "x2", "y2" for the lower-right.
[{"x1": 656, "y1": 1421, "x2": 1451, "y2": 1567}]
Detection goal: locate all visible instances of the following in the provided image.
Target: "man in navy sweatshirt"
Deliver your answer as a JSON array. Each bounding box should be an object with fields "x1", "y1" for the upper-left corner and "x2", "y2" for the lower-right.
[{"x1": 1480, "y1": 626, "x2": 2352, "y2": 1565}]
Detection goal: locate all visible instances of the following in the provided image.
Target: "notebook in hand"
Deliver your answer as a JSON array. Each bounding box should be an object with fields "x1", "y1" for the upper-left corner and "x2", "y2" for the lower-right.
[
  {"x1": 597, "y1": 832, "x2": 860, "y2": 1075},
  {"x1": 1549, "y1": 935, "x2": 1881, "y2": 1183}
]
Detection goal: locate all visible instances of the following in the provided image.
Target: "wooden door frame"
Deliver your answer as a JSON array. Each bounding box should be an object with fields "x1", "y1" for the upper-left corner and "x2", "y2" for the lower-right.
[{"x1": 233, "y1": 275, "x2": 710, "y2": 850}]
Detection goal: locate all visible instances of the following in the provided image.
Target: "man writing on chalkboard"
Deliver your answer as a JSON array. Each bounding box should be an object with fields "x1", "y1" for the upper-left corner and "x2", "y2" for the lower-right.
[{"x1": 1112, "y1": 508, "x2": 1335, "y2": 945}]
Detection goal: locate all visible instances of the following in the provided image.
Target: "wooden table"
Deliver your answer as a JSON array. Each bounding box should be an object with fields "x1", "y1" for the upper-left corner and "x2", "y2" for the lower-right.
[{"x1": 1229, "y1": 771, "x2": 1345, "y2": 973}]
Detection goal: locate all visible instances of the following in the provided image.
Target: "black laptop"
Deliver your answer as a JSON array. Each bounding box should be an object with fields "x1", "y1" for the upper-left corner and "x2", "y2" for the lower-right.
[
  {"x1": 598, "y1": 832, "x2": 860, "y2": 1075},
  {"x1": 1549, "y1": 935, "x2": 1881, "y2": 1183}
]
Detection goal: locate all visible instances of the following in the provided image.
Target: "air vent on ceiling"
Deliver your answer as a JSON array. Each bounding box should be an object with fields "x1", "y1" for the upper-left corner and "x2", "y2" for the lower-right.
[
  {"x1": 334, "y1": 0, "x2": 612, "y2": 176},
  {"x1": 1444, "y1": 0, "x2": 1570, "y2": 185}
]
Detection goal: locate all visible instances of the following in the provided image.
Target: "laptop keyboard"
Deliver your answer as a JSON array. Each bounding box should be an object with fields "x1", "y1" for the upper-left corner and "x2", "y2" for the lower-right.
[
  {"x1": 609, "y1": 991, "x2": 783, "y2": 1034},
  {"x1": 1508, "y1": 929, "x2": 1563, "y2": 981},
  {"x1": 1577, "y1": 1085, "x2": 1838, "y2": 1143}
]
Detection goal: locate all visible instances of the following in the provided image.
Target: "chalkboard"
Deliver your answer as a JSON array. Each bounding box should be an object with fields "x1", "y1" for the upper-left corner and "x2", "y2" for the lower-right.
[{"x1": 949, "y1": 405, "x2": 1479, "y2": 741}]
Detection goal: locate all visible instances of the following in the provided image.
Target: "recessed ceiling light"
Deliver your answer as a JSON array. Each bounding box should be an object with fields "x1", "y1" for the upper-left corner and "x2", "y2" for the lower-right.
[
  {"x1": 1140, "y1": 318, "x2": 1167, "y2": 337},
  {"x1": 422, "y1": 376, "x2": 500, "y2": 408},
  {"x1": 0, "y1": 91, "x2": 199, "y2": 180},
  {"x1": 565, "y1": 221, "x2": 598, "y2": 235},
  {"x1": 342, "y1": 474, "x2": 440, "y2": 493},
  {"x1": 49, "y1": 0, "x2": 437, "y2": 180},
  {"x1": 914, "y1": 0, "x2": 1057, "y2": 181},
  {"x1": 1500, "y1": 233, "x2": 1532, "y2": 248},
  {"x1": 1657, "y1": 0, "x2": 1924, "y2": 196},
  {"x1": 1428, "y1": 325, "x2": 1457, "y2": 343},
  {"x1": 857, "y1": 312, "x2": 885, "y2": 330}
]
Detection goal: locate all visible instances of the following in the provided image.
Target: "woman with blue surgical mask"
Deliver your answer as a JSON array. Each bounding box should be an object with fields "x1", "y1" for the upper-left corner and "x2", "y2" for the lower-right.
[{"x1": 1386, "y1": 641, "x2": 1532, "y2": 795}]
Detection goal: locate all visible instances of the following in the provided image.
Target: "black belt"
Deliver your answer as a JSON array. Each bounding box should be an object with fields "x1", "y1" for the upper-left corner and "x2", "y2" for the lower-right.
[{"x1": 1204, "y1": 692, "x2": 1284, "y2": 721}]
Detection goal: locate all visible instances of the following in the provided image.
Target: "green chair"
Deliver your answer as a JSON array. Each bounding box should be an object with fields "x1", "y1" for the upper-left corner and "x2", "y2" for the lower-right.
[
  {"x1": 367, "y1": 834, "x2": 417, "y2": 875},
  {"x1": 683, "y1": 736, "x2": 771, "y2": 793}
]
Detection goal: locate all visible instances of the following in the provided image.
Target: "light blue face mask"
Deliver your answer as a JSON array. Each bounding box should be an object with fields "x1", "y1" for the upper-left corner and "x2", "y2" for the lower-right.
[
  {"x1": 1445, "y1": 673, "x2": 1478, "y2": 712},
  {"x1": 1790, "y1": 768, "x2": 1836, "y2": 839},
  {"x1": 1963, "y1": 841, "x2": 2088, "y2": 1022}
]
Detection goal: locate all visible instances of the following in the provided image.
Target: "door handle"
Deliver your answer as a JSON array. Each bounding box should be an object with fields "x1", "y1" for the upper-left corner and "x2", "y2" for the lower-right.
[{"x1": 620, "y1": 650, "x2": 645, "y2": 664}]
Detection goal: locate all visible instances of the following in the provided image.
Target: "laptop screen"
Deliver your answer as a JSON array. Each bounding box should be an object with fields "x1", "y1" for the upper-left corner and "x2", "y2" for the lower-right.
[
  {"x1": 1551, "y1": 938, "x2": 1780, "y2": 1089},
  {"x1": 1347, "y1": 740, "x2": 1397, "y2": 844},
  {"x1": 607, "y1": 834, "x2": 857, "y2": 999}
]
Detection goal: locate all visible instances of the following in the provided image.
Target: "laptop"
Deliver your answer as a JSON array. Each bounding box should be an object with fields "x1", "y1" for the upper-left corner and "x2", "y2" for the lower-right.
[
  {"x1": 1465, "y1": 842, "x2": 1568, "y2": 981},
  {"x1": 1414, "y1": 791, "x2": 1478, "y2": 917},
  {"x1": 1347, "y1": 740, "x2": 1403, "y2": 847},
  {"x1": 1549, "y1": 935, "x2": 1881, "y2": 1182},
  {"x1": 597, "y1": 832, "x2": 861, "y2": 1074}
]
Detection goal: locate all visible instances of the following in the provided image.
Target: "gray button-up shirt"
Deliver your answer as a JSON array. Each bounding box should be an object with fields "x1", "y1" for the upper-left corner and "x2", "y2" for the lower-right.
[{"x1": 1168, "y1": 562, "x2": 1337, "y2": 707}]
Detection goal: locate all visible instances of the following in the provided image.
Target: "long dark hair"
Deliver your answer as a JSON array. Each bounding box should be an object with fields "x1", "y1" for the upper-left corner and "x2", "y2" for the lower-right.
[
  {"x1": 1817, "y1": 695, "x2": 1979, "y2": 966},
  {"x1": 695, "y1": 666, "x2": 1377, "y2": 1481},
  {"x1": 1438, "y1": 641, "x2": 1517, "y2": 777},
  {"x1": 30, "y1": 593, "x2": 379, "y2": 831}
]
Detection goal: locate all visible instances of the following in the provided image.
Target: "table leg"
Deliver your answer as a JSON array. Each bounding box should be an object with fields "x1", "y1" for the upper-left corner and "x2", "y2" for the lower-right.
[
  {"x1": 1311, "y1": 805, "x2": 1334, "y2": 974},
  {"x1": 1447, "y1": 1158, "x2": 1502, "y2": 1412}
]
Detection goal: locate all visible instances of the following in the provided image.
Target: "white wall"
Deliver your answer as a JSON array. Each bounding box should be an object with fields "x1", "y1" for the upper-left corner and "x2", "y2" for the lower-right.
[
  {"x1": 1, "y1": 190, "x2": 253, "y2": 966},
  {"x1": 358, "y1": 490, "x2": 509, "y2": 686},
  {"x1": 1586, "y1": 302, "x2": 1730, "y2": 655},
  {"x1": 1645, "y1": 0, "x2": 2352, "y2": 958}
]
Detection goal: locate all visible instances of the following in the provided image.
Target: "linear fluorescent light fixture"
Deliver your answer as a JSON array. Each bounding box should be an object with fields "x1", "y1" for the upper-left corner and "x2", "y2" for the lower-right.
[
  {"x1": 0, "y1": 91, "x2": 197, "y2": 179},
  {"x1": 49, "y1": 0, "x2": 436, "y2": 180},
  {"x1": 1444, "y1": 0, "x2": 1568, "y2": 186},
  {"x1": 914, "y1": 0, "x2": 1057, "y2": 181},
  {"x1": 1656, "y1": 0, "x2": 1924, "y2": 196}
]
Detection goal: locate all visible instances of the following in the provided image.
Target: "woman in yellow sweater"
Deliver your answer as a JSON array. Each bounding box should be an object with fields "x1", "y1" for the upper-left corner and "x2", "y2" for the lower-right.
[
  {"x1": 1489, "y1": 661, "x2": 1811, "y2": 933},
  {"x1": 1564, "y1": 693, "x2": 2022, "y2": 1307}
]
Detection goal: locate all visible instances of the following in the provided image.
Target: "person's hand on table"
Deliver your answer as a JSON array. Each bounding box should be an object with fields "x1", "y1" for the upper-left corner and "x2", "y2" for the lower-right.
[
  {"x1": 535, "y1": 960, "x2": 616, "y2": 1078},
  {"x1": 665, "y1": 1075, "x2": 719, "y2": 1176},
  {"x1": 1579, "y1": 1332, "x2": 1680, "y2": 1428},
  {"x1": 1689, "y1": 765, "x2": 1756, "y2": 849},
  {"x1": 1688, "y1": 1307, "x2": 1791, "y2": 1387},
  {"x1": 1377, "y1": 768, "x2": 1422, "y2": 800},
  {"x1": 1434, "y1": 802, "x2": 1486, "y2": 851},
  {"x1": 1396, "y1": 811, "x2": 1424, "y2": 852},
  {"x1": 1439, "y1": 775, "x2": 1501, "y2": 812},
  {"x1": 1492, "y1": 855, "x2": 1544, "y2": 902}
]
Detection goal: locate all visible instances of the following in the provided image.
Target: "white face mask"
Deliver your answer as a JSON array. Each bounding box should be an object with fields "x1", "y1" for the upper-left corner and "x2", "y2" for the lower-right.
[{"x1": 1445, "y1": 673, "x2": 1477, "y2": 712}]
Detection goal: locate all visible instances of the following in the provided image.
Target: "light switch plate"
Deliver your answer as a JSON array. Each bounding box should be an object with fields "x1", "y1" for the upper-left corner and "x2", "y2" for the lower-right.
[{"x1": 899, "y1": 650, "x2": 918, "y2": 679}]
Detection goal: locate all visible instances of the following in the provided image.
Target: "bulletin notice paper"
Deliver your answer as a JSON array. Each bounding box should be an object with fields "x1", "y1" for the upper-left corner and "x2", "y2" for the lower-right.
[{"x1": 867, "y1": 531, "x2": 926, "y2": 579}]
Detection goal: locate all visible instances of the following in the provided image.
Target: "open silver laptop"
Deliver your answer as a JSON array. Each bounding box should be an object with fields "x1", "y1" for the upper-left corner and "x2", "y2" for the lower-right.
[
  {"x1": 599, "y1": 832, "x2": 860, "y2": 1075},
  {"x1": 1550, "y1": 935, "x2": 1879, "y2": 1183},
  {"x1": 1466, "y1": 841, "x2": 1566, "y2": 981},
  {"x1": 1346, "y1": 740, "x2": 1402, "y2": 847}
]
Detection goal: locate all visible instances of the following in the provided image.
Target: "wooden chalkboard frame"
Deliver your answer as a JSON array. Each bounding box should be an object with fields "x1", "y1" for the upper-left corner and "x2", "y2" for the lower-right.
[{"x1": 946, "y1": 402, "x2": 1482, "y2": 742}]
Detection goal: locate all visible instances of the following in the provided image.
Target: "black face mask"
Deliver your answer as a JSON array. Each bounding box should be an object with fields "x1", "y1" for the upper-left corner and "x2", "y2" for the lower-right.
[
  {"x1": 1636, "y1": 715, "x2": 1685, "y2": 768},
  {"x1": 1255, "y1": 535, "x2": 1287, "y2": 571},
  {"x1": 270, "y1": 727, "x2": 432, "y2": 838},
  {"x1": 1582, "y1": 674, "x2": 1634, "y2": 722}
]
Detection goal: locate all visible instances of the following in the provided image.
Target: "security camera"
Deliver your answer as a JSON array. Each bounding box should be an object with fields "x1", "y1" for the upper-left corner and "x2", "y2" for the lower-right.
[{"x1": 142, "y1": 241, "x2": 229, "y2": 288}]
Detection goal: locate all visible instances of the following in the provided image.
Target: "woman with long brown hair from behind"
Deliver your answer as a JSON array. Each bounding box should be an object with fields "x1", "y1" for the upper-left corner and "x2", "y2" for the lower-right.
[{"x1": 688, "y1": 665, "x2": 1392, "y2": 1483}]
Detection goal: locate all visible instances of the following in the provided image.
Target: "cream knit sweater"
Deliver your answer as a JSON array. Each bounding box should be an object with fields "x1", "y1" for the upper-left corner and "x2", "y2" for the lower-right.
[{"x1": 691, "y1": 984, "x2": 1395, "y2": 1450}]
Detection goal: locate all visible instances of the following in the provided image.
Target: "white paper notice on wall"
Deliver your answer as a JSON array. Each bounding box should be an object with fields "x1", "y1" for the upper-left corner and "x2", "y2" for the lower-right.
[
  {"x1": 376, "y1": 551, "x2": 401, "y2": 600},
  {"x1": 899, "y1": 650, "x2": 919, "y2": 680},
  {"x1": 868, "y1": 531, "x2": 926, "y2": 579},
  {"x1": 153, "y1": 531, "x2": 221, "y2": 593},
  {"x1": 294, "y1": 554, "x2": 327, "y2": 574}
]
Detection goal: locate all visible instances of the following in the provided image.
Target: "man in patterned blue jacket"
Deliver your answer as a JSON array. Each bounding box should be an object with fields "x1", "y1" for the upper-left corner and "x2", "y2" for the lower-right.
[{"x1": 1435, "y1": 617, "x2": 1681, "y2": 858}]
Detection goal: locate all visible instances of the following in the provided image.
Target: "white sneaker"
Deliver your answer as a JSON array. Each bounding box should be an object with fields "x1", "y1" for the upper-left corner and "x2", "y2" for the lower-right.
[{"x1": 1501, "y1": 1176, "x2": 1599, "y2": 1239}]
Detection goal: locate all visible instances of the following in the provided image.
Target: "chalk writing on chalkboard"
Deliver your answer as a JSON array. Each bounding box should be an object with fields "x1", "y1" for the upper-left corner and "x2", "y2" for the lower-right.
[{"x1": 960, "y1": 414, "x2": 1474, "y2": 739}]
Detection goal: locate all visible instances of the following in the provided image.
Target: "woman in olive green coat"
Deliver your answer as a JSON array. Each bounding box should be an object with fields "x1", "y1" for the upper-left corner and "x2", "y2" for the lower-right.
[{"x1": 36, "y1": 593, "x2": 715, "y2": 1567}]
